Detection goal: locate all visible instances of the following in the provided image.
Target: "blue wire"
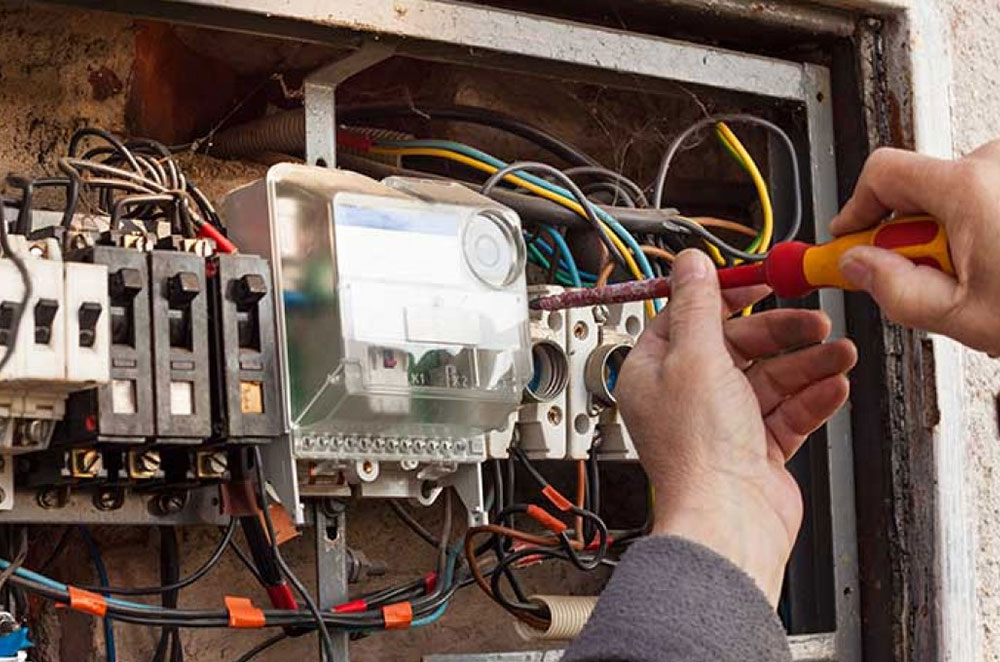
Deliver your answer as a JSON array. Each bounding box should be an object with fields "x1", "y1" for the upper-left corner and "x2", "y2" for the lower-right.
[
  {"x1": 539, "y1": 225, "x2": 581, "y2": 287},
  {"x1": 379, "y1": 138, "x2": 661, "y2": 311},
  {"x1": 527, "y1": 234, "x2": 598, "y2": 281},
  {"x1": 76, "y1": 526, "x2": 117, "y2": 662}
]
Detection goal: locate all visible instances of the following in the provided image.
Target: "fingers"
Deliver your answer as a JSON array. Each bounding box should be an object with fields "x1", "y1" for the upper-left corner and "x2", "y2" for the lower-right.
[
  {"x1": 747, "y1": 339, "x2": 857, "y2": 414},
  {"x1": 724, "y1": 309, "x2": 832, "y2": 366},
  {"x1": 829, "y1": 148, "x2": 956, "y2": 236},
  {"x1": 636, "y1": 278, "x2": 770, "y2": 357},
  {"x1": 666, "y1": 250, "x2": 725, "y2": 354},
  {"x1": 766, "y1": 374, "x2": 851, "y2": 461},
  {"x1": 838, "y1": 246, "x2": 962, "y2": 331}
]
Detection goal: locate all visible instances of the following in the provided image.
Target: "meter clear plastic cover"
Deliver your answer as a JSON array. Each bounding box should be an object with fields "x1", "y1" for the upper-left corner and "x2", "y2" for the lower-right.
[{"x1": 224, "y1": 164, "x2": 531, "y2": 441}]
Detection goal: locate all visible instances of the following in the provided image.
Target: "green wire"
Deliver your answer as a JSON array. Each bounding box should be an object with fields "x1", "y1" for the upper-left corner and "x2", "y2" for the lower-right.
[{"x1": 715, "y1": 126, "x2": 764, "y2": 254}]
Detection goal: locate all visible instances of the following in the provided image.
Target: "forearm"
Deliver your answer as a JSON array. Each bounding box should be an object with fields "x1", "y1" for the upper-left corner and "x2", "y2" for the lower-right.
[{"x1": 563, "y1": 536, "x2": 792, "y2": 662}]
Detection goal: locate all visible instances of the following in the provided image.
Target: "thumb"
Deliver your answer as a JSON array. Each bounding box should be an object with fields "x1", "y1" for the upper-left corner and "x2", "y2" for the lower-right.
[
  {"x1": 839, "y1": 246, "x2": 961, "y2": 331},
  {"x1": 668, "y1": 249, "x2": 725, "y2": 353}
]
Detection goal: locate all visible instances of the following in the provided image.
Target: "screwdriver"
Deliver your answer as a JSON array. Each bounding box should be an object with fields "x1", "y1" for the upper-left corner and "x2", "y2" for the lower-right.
[{"x1": 530, "y1": 216, "x2": 953, "y2": 311}]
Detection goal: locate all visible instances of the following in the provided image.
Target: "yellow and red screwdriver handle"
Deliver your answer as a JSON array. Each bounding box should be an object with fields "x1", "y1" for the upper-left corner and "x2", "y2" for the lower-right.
[
  {"x1": 530, "y1": 216, "x2": 954, "y2": 312},
  {"x1": 763, "y1": 215, "x2": 953, "y2": 298}
]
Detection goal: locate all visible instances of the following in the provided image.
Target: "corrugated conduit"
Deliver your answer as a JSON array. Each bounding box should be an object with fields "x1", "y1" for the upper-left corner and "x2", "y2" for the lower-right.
[{"x1": 512, "y1": 595, "x2": 598, "y2": 641}]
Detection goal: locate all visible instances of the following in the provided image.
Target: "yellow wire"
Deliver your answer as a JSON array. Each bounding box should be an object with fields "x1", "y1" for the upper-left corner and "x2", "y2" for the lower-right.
[
  {"x1": 372, "y1": 145, "x2": 656, "y2": 318},
  {"x1": 716, "y1": 122, "x2": 773, "y2": 316},
  {"x1": 715, "y1": 122, "x2": 773, "y2": 253}
]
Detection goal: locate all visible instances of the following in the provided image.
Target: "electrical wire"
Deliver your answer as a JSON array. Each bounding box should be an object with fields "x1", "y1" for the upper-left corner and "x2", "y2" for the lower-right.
[
  {"x1": 563, "y1": 166, "x2": 648, "y2": 207},
  {"x1": 338, "y1": 104, "x2": 601, "y2": 167},
  {"x1": 252, "y1": 446, "x2": 335, "y2": 661},
  {"x1": 234, "y1": 632, "x2": 289, "y2": 662},
  {"x1": 0, "y1": 205, "x2": 32, "y2": 377},
  {"x1": 76, "y1": 526, "x2": 117, "y2": 662},
  {"x1": 652, "y1": 113, "x2": 802, "y2": 247},
  {"x1": 370, "y1": 139, "x2": 660, "y2": 292},
  {"x1": 80, "y1": 520, "x2": 237, "y2": 596},
  {"x1": 715, "y1": 122, "x2": 773, "y2": 253},
  {"x1": 476, "y1": 160, "x2": 658, "y2": 317},
  {"x1": 389, "y1": 500, "x2": 441, "y2": 549},
  {"x1": 539, "y1": 225, "x2": 582, "y2": 287}
]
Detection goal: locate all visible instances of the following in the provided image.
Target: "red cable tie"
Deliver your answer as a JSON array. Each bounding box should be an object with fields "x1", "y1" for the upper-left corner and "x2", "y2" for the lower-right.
[
  {"x1": 336, "y1": 129, "x2": 374, "y2": 152},
  {"x1": 382, "y1": 601, "x2": 413, "y2": 630},
  {"x1": 333, "y1": 599, "x2": 368, "y2": 614},
  {"x1": 423, "y1": 572, "x2": 437, "y2": 594},
  {"x1": 225, "y1": 596, "x2": 266, "y2": 629},
  {"x1": 542, "y1": 485, "x2": 572, "y2": 512}
]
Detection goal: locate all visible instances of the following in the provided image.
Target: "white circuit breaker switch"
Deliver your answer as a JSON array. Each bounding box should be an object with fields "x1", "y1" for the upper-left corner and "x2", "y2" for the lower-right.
[
  {"x1": 64, "y1": 261, "x2": 110, "y2": 386},
  {"x1": 0, "y1": 260, "x2": 26, "y2": 383},
  {"x1": 18, "y1": 255, "x2": 65, "y2": 385}
]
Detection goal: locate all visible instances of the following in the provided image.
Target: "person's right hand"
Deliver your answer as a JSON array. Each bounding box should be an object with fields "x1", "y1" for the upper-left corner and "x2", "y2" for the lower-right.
[{"x1": 831, "y1": 141, "x2": 1000, "y2": 354}]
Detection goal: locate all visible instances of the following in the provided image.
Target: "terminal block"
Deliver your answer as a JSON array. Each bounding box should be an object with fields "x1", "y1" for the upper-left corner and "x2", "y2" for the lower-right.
[
  {"x1": 149, "y1": 250, "x2": 212, "y2": 444},
  {"x1": 207, "y1": 253, "x2": 284, "y2": 444}
]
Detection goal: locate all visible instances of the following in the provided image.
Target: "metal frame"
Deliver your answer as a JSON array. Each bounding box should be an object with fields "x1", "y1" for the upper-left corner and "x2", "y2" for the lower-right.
[{"x1": 33, "y1": 1, "x2": 865, "y2": 660}]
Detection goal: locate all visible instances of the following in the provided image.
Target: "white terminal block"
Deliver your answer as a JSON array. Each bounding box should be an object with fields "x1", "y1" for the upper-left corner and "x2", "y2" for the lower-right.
[
  {"x1": 518, "y1": 285, "x2": 570, "y2": 460},
  {"x1": 590, "y1": 301, "x2": 644, "y2": 460},
  {"x1": 486, "y1": 412, "x2": 516, "y2": 459},
  {"x1": 565, "y1": 304, "x2": 601, "y2": 460}
]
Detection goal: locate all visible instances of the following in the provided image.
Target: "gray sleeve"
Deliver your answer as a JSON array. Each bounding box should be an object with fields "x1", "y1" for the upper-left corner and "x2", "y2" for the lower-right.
[{"x1": 562, "y1": 536, "x2": 792, "y2": 662}]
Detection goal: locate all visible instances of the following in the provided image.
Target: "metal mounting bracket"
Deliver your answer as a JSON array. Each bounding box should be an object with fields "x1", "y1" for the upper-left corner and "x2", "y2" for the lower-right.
[{"x1": 304, "y1": 41, "x2": 395, "y2": 168}]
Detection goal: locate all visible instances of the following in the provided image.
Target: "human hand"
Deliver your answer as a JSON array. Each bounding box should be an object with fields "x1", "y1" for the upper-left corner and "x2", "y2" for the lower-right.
[
  {"x1": 615, "y1": 249, "x2": 856, "y2": 605},
  {"x1": 831, "y1": 142, "x2": 1000, "y2": 354}
]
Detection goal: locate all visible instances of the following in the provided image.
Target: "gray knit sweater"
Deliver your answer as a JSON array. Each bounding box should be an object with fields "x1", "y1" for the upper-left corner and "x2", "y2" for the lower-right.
[{"x1": 562, "y1": 536, "x2": 792, "y2": 662}]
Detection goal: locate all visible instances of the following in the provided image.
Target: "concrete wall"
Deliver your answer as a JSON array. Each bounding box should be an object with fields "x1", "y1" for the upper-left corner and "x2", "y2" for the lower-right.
[{"x1": 939, "y1": 2, "x2": 1000, "y2": 660}]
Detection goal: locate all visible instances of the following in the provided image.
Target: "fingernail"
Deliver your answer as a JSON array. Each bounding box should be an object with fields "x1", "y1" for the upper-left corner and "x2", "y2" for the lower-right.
[
  {"x1": 673, "y1": 249, "x2": 711, "y2": 286},
  {"x1": 839, "y1": 253, "x2": 871, "y2": 289}
]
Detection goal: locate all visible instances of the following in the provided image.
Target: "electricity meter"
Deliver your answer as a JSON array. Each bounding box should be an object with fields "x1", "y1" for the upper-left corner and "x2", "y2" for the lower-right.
[{"x1": 222, "y1": 165, "x2": 531, "y2": 470}]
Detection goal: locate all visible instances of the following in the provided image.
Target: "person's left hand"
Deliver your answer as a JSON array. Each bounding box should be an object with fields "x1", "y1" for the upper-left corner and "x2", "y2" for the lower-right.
[{"x1": 616, "y1": 249, "x2": 857, "y2": 605}]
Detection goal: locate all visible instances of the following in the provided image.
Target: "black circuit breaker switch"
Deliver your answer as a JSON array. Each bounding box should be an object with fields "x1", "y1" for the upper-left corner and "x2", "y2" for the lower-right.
[
  {"x1": 149, "y1": 250, "x2": 211, "y2": 443},
  {"x1": 208, "y1": 254, "x2": 284, "y2": 443},
  {"x1": 61, "y1": 247, "x2": 155, "y2": 445}
]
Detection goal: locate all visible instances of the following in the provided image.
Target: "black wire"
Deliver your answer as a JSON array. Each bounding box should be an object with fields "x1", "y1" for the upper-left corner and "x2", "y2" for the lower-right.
[
  {"x1": 480, "y1": 160, "x2": 628, "y2": 271},
  {"x1": 669, "y1": 215, "x2": 767, "y2": 262},
  {"x1": 81, "y1": 520, "x2": 237, "y2": 595},
  {"x1": 228, "y1": 539, "x2": 267, "y2": 587},
  {"x1": 233, "y1": 632, "x2": 289, "y2": 662},
  {"x1": 38, "y1": 527, "x2": 74, "y2": 574},
  {"x1": 252, "y1": 446, "x2": 335, "y2": 661},
  {"x1": 388, "y1": 501, "x2": 440, "y2": 549},
  {"x1": 338, "y1": 104, "x2": 600, "y2": 167},
  {"x1": 0, "y1": 213, "x2": 32, "y2": 377},
  {"x1": 153, "y1": 526, "x2": 181, "y2": 662},
  {"x1": 564, "y1": 166, "x2": 648, "y2": 207}
]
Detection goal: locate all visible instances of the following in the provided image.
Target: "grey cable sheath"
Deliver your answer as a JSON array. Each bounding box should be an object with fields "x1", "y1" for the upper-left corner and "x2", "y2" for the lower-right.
[{"x1": 652, "y1": 114, "x2": 803, "y2": 244}]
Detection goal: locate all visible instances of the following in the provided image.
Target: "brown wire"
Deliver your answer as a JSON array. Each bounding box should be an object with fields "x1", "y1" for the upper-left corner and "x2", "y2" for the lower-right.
[
  {"x1": 688, "y1": 216, "x2": 758, "y2": 238},
  {"x1": 464, "y1": 527, "x2": 553, "y2": 630},
  {"x1": 640, "y1": 245, "x2": 675, "y2": 263},
  {"x1": 596, "y1": 260, "x2": 615, "y2": 288}
]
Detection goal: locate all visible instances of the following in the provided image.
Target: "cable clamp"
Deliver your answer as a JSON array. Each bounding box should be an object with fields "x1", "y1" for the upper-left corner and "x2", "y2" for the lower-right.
[
  {"x1": 382, "y1": 601, "x2": 413, "y2": 629},
  {"x1": 225, "y1": 596, "x2": 266, "y2": 629},
  {"x1": 68, "y1": 586, "x2": 107, "y2": 618}
]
